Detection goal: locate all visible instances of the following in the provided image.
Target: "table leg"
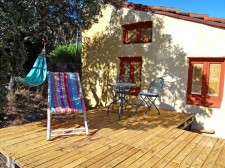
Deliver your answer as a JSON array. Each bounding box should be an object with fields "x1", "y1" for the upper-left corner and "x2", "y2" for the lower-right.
[{"x1": 118, "y1": 94, "x2": 124, "y2": 120}]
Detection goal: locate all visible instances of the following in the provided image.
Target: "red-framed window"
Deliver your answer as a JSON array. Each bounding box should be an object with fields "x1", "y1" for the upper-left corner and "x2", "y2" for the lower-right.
[
  {"x1": 119, "y1": 56, "x2": 142, "y2": 95},
  {"x1": 187, "y1": 57, "x2": 225, "y2": 108},
  {"x1": 122, "y1": 21, "x2": 152, "y2": 44}
]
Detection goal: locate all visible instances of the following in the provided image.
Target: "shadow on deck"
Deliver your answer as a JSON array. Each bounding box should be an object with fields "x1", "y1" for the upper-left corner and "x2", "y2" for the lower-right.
[{"x1": 0, "y1": 107, "x2": 224, "y2": 168}]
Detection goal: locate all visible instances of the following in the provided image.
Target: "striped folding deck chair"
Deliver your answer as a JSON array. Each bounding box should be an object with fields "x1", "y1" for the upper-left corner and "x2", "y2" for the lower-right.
[{"x1": 47, "y1": 72, "x2": 89, "y2": 140}]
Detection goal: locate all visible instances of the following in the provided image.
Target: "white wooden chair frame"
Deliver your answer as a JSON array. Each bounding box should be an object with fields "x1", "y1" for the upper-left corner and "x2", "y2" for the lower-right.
[{"x1": 47, "y1": 109, "x2": 89, "y2": 140}]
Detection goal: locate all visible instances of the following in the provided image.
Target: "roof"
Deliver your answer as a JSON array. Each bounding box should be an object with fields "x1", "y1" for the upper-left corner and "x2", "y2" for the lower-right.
[{"x1": 120, "y1": 2, "x2": 225, "y2": 29}]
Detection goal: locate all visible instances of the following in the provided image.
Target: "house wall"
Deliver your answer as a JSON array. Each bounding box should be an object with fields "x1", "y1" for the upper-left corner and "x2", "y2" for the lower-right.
[{"x1": 82, "y1": 4, "x2": 225, "y2": 139}]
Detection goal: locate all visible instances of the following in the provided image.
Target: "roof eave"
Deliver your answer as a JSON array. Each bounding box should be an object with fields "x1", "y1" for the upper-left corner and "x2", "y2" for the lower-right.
[{"x1": 153, "y1": 10, "x2": 225, "y2": 29}]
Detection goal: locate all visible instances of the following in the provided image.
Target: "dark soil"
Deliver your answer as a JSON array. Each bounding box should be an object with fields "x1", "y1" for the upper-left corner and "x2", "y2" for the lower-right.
[
  {"x1": 0, "y1": 87, "x2": 47, "y2": 129},
  {"x1": 0, "y1": 109, "x2": 47, "y2": 128}
]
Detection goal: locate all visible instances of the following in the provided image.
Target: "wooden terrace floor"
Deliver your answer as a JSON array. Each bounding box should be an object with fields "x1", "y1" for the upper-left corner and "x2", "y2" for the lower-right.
[{"x1": 0, "y1": 106, "x2": 225, "y2": 168}]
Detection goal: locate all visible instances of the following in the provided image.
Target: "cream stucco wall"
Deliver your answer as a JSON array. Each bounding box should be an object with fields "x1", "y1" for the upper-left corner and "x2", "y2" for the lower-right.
[
  {"x1": 156, "y1": 15, "x2": 225, "y2": 139},
  {"x1": 82, "y1": 4, "x2": 225, "y2": 139}
]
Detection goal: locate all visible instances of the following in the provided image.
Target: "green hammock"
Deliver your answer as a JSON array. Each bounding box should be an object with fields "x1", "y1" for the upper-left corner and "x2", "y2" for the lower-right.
[{"x1": 16, "y1": 46, "x2": 47, "y2": 87}]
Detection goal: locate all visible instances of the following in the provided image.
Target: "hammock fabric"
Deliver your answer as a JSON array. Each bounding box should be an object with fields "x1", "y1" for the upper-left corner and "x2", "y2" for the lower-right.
[
  {"x1": 48, "y1": 72, "x2": 86, "y2": 115},
  {"x1": 16, "y1": 47, "x2": 47, "y2": 87}
]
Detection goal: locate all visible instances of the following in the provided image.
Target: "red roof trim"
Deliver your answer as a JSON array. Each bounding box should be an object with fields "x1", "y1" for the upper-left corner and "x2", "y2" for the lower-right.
[
  {"x1": 153, "y1": 11, "x2": 225, "y2": 29},
  {"x1": 119, "y1": 2, "x2": 225, "y2": 29}
]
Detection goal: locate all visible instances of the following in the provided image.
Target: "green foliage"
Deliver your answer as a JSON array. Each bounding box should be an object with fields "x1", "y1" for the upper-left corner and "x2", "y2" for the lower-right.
[
  {"x1": 49, "y1": 43, "x2": 82, "y2": 72},
  {"x1": 0, "y1": 0, "x2": 126, "y2": 113},
  {"x1": 0, "y1": 0, "x2": 104, "y2": 76},
  {"x1": 51, "y1": 43, "x2": 82, "y2": 62}
]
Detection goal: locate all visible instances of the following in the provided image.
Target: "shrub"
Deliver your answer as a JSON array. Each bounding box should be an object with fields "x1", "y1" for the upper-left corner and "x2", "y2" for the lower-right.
[
  {"x1": 0, "y1": 48, "x2": 10, "y2": 113},
  {"x1": 49, "y1": 43, "x2": 82, "y2": 72},
  {"x1": 51, "y1": 43, "x2": 82, "y2": 63}
]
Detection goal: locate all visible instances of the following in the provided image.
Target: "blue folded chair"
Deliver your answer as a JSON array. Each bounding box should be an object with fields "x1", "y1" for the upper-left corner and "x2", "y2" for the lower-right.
[{"x1": 135, "y1": 77, "x2": 164, "y2": 115}]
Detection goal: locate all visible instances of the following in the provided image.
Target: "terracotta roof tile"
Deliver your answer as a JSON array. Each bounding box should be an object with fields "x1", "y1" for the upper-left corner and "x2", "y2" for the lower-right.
[
  {"x1": 176, "y1": 11, "x2": 191, "y2": 16},
  {"x1": 119, "y1": 2, "x2": 225, "y2": 29},
  {"x1": 165, "y1": 7, "x2": 179, "y2": 13},
  {"x1": 189, "y1": 13, "x2": 208, "y2": 19},
  {"x1": 205, "y1": 17, "x2": 225, "y2": 23},
  {"x1": 151, "y1": 6, "x2": 166, "y2": 11}
]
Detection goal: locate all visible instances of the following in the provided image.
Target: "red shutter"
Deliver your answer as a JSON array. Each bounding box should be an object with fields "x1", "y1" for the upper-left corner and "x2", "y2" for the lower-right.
[{"x1": 118, "y1": 57, "x2": 142, "y2": 96}]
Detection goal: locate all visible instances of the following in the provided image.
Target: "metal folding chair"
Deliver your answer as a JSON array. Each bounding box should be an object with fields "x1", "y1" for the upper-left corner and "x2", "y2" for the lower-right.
[{"x1": 135, "y1": 77, "x2": 164, "y2": 115}]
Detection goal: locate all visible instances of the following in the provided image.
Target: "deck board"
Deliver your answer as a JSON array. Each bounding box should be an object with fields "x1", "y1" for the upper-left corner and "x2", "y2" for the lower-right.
[
  {"x1": 214, "y1": 141, "x2": 225, "y2": 167},
  {"x1": 180, "y1": 135, "x2": 211, "y2": 167},
  {"x1": 171, "y1": 133, "x2": 204, "y2": 164},
  {"x1": 191, "y1": 137, "x2": 218, "y2": 168},
  {"x1": 48, "y1": 138, "x2": 120, "y2": 168},
  {"x1": 0, "y1": 107, "x2": 224, "y2": 168},
  {"x1": 201, "y1": 138, "x2": 225, "y2": 168}
]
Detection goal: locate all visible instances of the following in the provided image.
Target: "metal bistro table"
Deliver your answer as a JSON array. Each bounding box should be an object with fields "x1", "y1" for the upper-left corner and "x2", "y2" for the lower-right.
[{"x1": 107, "y1": 82, "x2": 136, "y2": 120}]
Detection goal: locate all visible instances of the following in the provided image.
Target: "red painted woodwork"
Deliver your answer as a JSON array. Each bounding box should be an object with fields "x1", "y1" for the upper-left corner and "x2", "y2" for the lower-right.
[
  {"x1": 122, "y1": 21, "x2": 152, "y2": 44},
  {"x1": 118, "y1": 56, "x2": 142, "y2": 95},
  {"x1": 187, "y1": 57, "x2": 225, "y2": 108}
]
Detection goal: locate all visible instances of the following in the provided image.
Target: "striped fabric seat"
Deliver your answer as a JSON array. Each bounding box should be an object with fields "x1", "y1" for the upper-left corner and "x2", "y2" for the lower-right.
[
  {"x1": 47, "y1": 72, "x2": 89, "y2": 140},
  {"x1": 48, "y1": 72, "x2": 86, "y2": 115}
]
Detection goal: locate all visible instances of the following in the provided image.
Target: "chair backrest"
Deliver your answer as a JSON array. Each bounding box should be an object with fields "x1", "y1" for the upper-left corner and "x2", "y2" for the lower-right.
[
  {"x1": 116, "y1": 75, "x2": 131, "y2": 93},
  {"x1": 117, "y1": 75, "x2": 130, "y2": 83},
  {"x1": 148, "y1": 77, "x2": 164, "y2": 95},
  {"x1": 48, "y1": 72, "x2": 86, "y2": 114}
]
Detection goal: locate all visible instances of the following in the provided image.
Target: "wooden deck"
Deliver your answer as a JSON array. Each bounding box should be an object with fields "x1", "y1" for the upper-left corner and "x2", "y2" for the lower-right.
[{"x1": 0, "y1": 107, "x2": 225, "y2": 168}]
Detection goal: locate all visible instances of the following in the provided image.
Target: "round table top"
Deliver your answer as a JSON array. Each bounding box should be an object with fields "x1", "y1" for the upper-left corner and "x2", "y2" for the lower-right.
[{"x1": 108, "y1": 82, "x2": 136, "y2": 87}]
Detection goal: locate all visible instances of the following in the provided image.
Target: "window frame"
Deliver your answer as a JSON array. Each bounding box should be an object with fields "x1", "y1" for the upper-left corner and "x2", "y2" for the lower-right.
[
  {"x1": 187, "y1": 57, "x2": 225, "y2": 108},
  {"x1": 122, "y1": 21, "x2": 152, "y2": 44},
  {"x1": 118, "y1": 56, "x2": 142, "y2": 95}
]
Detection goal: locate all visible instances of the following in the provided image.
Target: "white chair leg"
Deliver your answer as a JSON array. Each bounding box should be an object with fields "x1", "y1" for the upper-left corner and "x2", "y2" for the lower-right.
[
  {"x1": 6, "y1": 156, "x2": 15, "y2": 168},
  {"x1": 47, "y1": 109, "x2": 51, "y2": 140},
  {"x1": 83, "y1": 113, "x2": 89, "y2": 135}
]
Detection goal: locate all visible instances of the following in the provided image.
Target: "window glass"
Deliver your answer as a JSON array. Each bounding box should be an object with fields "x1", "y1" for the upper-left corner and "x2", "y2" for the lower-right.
[
  {"x1": 141, "y1": 27, "x2": 152, "y2": 42},
  {"x1": 187, "y1": 58, "x2": 224, "y2": 108},
  {"x1": 122, "y1": 21, "x2": 152, "y2": 44},
  {"x1": 133, "y1": 61, "x2": 141, "y2": 87},
  {"x1": 191, "y1": 63, "x2": 203, "y2": 94},
  {"x1": 124, "y1": 61, "x2": 130, "y2": 77},
  {"x1": 119, "y1": 57, "x2": 142, "y2": 95},
  {"x1": 208, "y1": 64, "x2": 221, "y2": 96},
  {"x1": 127, "y1": 29, "x2": 136, "y2": 43}
]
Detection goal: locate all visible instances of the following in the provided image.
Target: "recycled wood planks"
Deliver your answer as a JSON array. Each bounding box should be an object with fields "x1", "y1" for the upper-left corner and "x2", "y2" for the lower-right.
[{"x1": 0, "y1": 107, "x2": 224, "y2": 168}]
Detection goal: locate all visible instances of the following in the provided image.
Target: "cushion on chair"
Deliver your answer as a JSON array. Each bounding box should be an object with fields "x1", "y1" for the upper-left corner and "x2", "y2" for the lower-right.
[
  {"x1": 140, "y1": 92, "x2": 158, "y2": 97},
  {"x1": 50, "y1": 107, "x2": 83, "y2": 115}
]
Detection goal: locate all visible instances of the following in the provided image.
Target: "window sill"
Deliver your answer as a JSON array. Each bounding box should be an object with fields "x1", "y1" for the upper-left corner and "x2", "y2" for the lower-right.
[
  {"x1": 187, "y1": 98, "x2": 221, "y2": 108},
  {"x1": 123, "y1": 41, "x2": 152, "y2": 44}
]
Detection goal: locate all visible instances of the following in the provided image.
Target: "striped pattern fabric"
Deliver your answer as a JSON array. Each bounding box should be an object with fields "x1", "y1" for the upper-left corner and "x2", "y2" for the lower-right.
[{"x1": 48, "y1": 72, "x2": 86, "y2": 115}]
